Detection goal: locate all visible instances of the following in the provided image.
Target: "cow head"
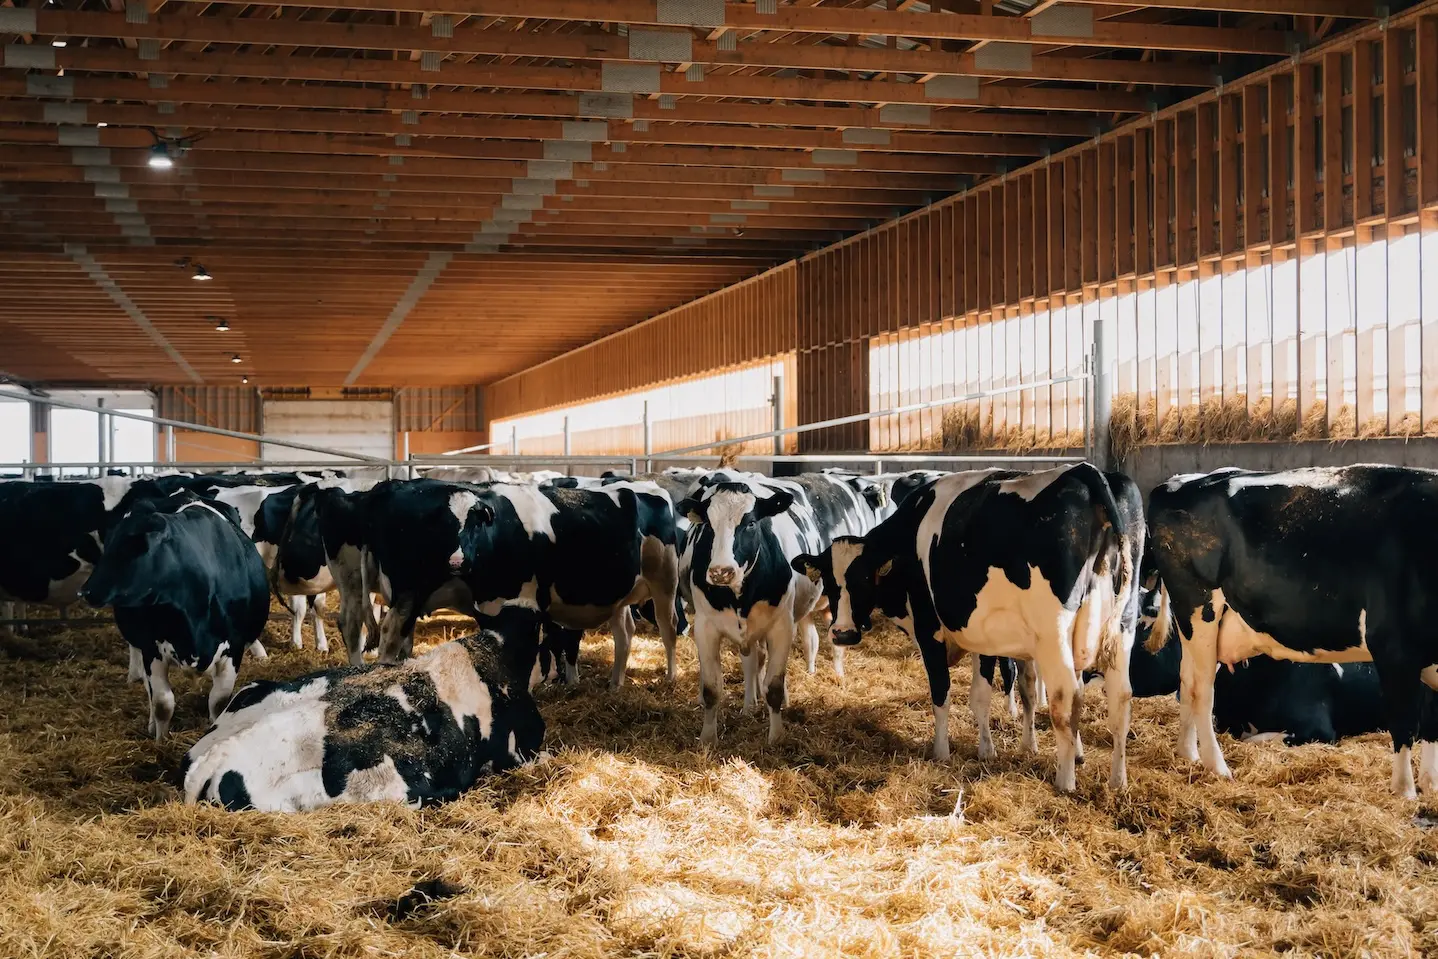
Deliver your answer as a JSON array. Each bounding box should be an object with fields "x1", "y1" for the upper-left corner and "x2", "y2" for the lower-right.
[
  {"x1": 677, "y1": 482, "x2": 793, "y2": 594},
  {"x1": 791, "y1": 535, "x2": 896, "y2": 646},
  {"x1": 81, "y1": 501, "x2": 169, "y2": 608}
]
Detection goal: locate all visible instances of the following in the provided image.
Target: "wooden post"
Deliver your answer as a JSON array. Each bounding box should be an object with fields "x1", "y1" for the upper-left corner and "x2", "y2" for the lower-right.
[
  {"x1": 1243, "y1": 84, "x2": 1265, "y2": 249},
  {"x1": 1296, "y1": 62, "x2": 1320, "y2": 236},
  {"x1": 1384, "y1": 26, "x2": 1408, "y2": 219},
  {"x1": 1219, "y1": 93, "x2": 1241, "y2": 254},
  {"x1": 1155, "y1": 119, "x2": 1174, "y2": 268},
  {"x1": 1134, "y1": 128, "x2": 1152, "y2": 276},
  {"x1": 1322, "y1": 51, "x2": 1345, "y2": 231},
  {"x1": 1197, "y1": 102, "x2": 1218, "y2": 258},
  {"x1": 1353, "y1": 37, "x2": 1374, "y2": 222},
  {"x1": 1269, "y1": 71, "x2": 1292, "y2": 247}
]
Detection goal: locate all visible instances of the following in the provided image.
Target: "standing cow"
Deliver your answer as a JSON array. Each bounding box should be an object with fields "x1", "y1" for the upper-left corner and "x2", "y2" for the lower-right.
[
  {"x1": 79, "y1": 490, "x2": 270, "y2": 741},
  {"x1": 793, "y1": 464, "x2": 1136, "y2": 792},
  {"x1": 677, "y1": 472, "x2": 893, "y2": 746},
  {"x1": 1145, "y1": 465, "x2": 1438, "y2": 797}
]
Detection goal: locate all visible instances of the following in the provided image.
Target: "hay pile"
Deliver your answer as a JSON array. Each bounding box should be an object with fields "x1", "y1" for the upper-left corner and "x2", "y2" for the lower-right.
[{"x1": 4, "y1": 615, "x2": 1438, "y2": 957}]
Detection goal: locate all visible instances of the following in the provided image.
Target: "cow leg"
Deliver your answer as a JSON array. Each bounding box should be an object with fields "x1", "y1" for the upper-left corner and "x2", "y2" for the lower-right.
[
  {"x1": 1033, "y1": 629, "x2": 1081, "y2": 793},
  {"x1": 646, "y1": 555, "x2": 680, "y2": 682},
  {"x1": 1374, "y1": 661, "x2": 1424, "y2": 799},
  {"x1": 288, "y1": 594, "x2": 306, "y2": 649},
  {"x1": 741, "y1": 644, "x2": 762, "y2": 714},
  {"x1": 917, "y1": 635, "x2": 953, "y2": 761},
  {"x1": 1418, "y1": 742, "x2": 1438, "y2": 795},
  {"x1": 375, "y1": 595, "x2": 417, "y2": 665},
  {"x1": 1104, "y1": 636, "x2": 1135, "y2": 790},
  {"x1": 608, "y1": 605, "x2": 635, "y2": 690},
  {"x1": 127, "y1": 644, "x2": 144, "y2": 684},
  {"x1": 144, "y1": 653, "x2": 175, "y2": 742},
  {"x1": 1178, "y1": 610, "x2": 1231, "y2": 779},
  {"x1": 801, "y1": 614, "x2": 820, "y2": 675},
  {"x1": 208, "y1": 654, "x2": 238, "y2": 721},
  {"x1": 763, "y1": 617, "x2": 795, "y2": 745},
  {"x1": 1034, "y1": 673, "x2": 1048, "y2": 709},
  {"x1": 246, "y1": 639, "x2": 268, "y2": 661},
  {"x1": 310, "y1": 594, "x2": 329, "y2": 653},
  {"x1": 564, "y1": 632, "x2": 581, "y2": 685},
  {"x1": 1017, "y1": 660, "x2": 1038, "y2": 755},
  {"x1": 831, "y1": 640, "x2": 846, "y2": 681},
  {"x1": 970, "y1": 654, "x2": 998, "y2": 761},
  {"x1": 695, "y1": 618, "x2": 724, "y2": 748}
]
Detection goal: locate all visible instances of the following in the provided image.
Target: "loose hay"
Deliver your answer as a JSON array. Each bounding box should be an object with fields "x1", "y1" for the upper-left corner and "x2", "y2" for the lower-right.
[{"x1": 4, "y1": 614, "x2": 1438, "y2": 957}]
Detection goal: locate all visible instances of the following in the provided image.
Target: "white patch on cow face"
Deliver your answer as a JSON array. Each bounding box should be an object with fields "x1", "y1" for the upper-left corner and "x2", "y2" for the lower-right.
[
  {"x1": 339, "y1": 754, "x2": 412, "y2": 805},
  {"x1": 829, "y1": 540, "x2": 865, "y2": 634},
  {"x1": 997, "y1": 465, "x2": 1074, "y2": 502},
  {"x1": 703, "y1": 489, "x2": 758, "y2": 592},
  {"x1": 420, "y1": 641, "x2": 494, "y2": 736},
  {"x1": 85, "y1": 475, "x2": 134, "y2": 512},
  {"x1": 1225, "y1": 468, "x2": 1348, "y2": 497},
  {"x1": 447, "y1": 490, "x2": 478, "y2": 571},
  {"x1": 493, "y1": 484, "x2": 558, "y2": 541}
]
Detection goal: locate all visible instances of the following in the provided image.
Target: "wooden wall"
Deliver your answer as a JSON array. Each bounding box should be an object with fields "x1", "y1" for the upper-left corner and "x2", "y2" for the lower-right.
[{"x1": 485, "y1": 7, "x2": 1438, "y2": 454}]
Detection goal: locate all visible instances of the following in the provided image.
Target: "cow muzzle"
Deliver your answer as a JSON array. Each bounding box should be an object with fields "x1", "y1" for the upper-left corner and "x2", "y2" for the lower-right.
[
  {"x1": 831, "y1": 627, "x2": 863, "y2": 647},
  {"x1": 707, "y1": 564, "x2": 740, "y2": 587}
]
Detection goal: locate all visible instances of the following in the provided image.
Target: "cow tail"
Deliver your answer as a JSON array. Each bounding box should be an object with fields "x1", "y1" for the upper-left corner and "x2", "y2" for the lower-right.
[
  {"x1": 1071, "y1": 463, "x2": 1134, "y2": 645},
  {"x1": 1146, "y1": 581, "x2": 1173, "y2": 654},
  {"x1": 359, "y1": 545, "x2": 381, "y2": 641}
]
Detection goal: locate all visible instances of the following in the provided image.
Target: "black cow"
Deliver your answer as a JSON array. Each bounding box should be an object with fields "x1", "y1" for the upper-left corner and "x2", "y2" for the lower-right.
[
  {"x1": 0, "y1": 476, "x2": 136, "y2": 625},
  {"x1": 307, "y1": 482, "x2": 384, "y2": 666},
  {"x1": 1214, "y1": 658, "x2": 1386, "y2": 746},
  {"x1": 679, "y1": 472, "x2": 894, "y2": 746},
  {"x1": 1145, "y1": 465, "x2": 1438, "y2": 797},
  {"x1": 183, "y1": 603, "x2": 546, "y2": 811},
  {"x1": 79, "y1": 490, "x2": 270, "y2": 741},
  {"x1": 793, "y1": 464, "x2": 1137, "y2": 792}
]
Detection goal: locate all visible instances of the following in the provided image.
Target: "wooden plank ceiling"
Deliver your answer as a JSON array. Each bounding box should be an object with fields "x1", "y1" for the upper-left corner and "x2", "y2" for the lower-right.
[{"x1": 0, "y1": 0, "x2": 1376, "y2": 387}]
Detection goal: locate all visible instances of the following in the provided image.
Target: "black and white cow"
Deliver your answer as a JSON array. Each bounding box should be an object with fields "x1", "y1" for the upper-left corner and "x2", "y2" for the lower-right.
[
  {"x1": 0, "y1": 475, "x2": 135, "y2": 626},
  {"x1": 182, "y1": 603, "x2": 546, "y2": 811},
  {"x1": 79, "y1": 490, "x2": 270, "y2": 741},
  {"x1": 793, "y1": 464, "x2": 1137, "y2": 791},
  {"x1": 1145, "y1": 465, "x2": 1438, "y2": 797},
  {"x1": 1213, "y1": 658, "x2": 1386, "y2": 746},
  {"x1": 677, "y1": 472, "x2": 895, "y2": 746}
]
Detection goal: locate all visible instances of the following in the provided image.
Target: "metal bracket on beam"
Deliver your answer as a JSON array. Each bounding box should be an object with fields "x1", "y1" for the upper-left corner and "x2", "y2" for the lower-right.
[
  {"x1": 137, "y1": 38, "x2": 160, "y2": 61},
  {"x1": 157, "y1": 101, "x2": 175, "y2": 114},
  {"x1": 924, "y1": 75, "x2": 979, "y2": 100},
  {"x1": 388, "y1": 155, "x2": 405, "y2": 166},
  {"x1": 658, "y1": 94, "x2": 677, "y2": 110},
  {"x1": 656, "y1": 0, "x2": 724, "y2": 28},
  {"x1": 57, "y1": 126, "x2": 101, "y2": 148},
  {"x1": 4, "y1": 45, "x2": 56, "y2": 70},
  {"x1": 431, "y1": 15, "x2": 454, "y2": 38},
  {"x1": 752, "y1": 184, "x2": 794, "y2": 198},
  {"x1": 28, "y1": 75, "x2": 75, "y2": 97},
  {"x1": 148, "y1": 74, "x2": 169, "y2": 89},
  {"x1": 527, "y1": 159, "x2": 573, "y2": 179},
  {"x1": 43, "y1": 102, "x2": 88, "y2": 124},
  {"x1": 420, "y1": 51, "x2": 442, "y2": 72},
  {"x1": 812, "y1": 148, "x2": 858, "y2": 166},
  {"x1": 577, "y1": 92, "x2": 633, "y2": 118},
  {"x1": 632, "y1": 119, "x2": 650, "y2": 132},
  {"x1": 394, "y1": 133, "x2": 412, "y2": 146},
  {"x1": 602, "y1": 63, "x2": 662, "y2": 94},
  {"x1": 879, "y1": 103, "x2": 930, "y2": 125},
  {"x1": 974, "y1": 42, "x2": 1033, "y2": 72},
  {"x1": 610, "y1": 141, "x2": 627, "y2": 153},
  {"x1": 561, "y1": 121, "x2": 608, "y2": 141},
  {"x1": 781, "y1": 168, "x2": 825, "y2": 183},
  {"x1": 124, "y1": 0, "x2": 149, "y2": 24},
  {"x1": 0, "y1": 8, "x2": 38, "y2": 32},
  {"x1": 842, "y1": 128, "x2": 891, "y2": 146},
  {"x1": 401, "y1": 110, "x2": 419, "y2": 124},
  {"x1": 544, "y1": 140, "x2": 592, "y2": 161},
  {"x1": 686, "y1": 63, "x2": 704, "y2": 81},
  {"x1": 717, "y1": 31, "x2": 737, "y2": 52},
  {"x1": 629, "y1": 28, "x2": 693, "y2": 62},
  {"x1": 1031, "y1": 4, "x2": 1093, "y2": 40}
]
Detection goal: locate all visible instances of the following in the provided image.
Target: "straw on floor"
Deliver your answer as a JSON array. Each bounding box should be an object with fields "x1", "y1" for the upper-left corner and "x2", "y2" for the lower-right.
[{"x1": 3, "y1": 614, "x2": 1437, "y2": 958}]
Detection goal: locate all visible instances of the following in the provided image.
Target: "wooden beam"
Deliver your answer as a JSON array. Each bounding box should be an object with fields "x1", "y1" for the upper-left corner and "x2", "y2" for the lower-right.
[
  {"x1": 1218, "y1": 94, "x2": 1240, "y2": 254},
  {"x1": 1322, "y1": 50, "x2": 1345, "y2": 231},
  {"x1": 1154, "y1": 118, "x2": 1173, "y2": 268},
  {"x1": 147, "y1": 0, "x2": 1295, "y2": 54},
  {"x1": 1196, "y1": 103, "x2": 1218, "y2": 257},
  {"x1": 1383, "y1": 26, "x2": 1406, "y2": 218},
  {"x1": 1352, "y1": 36, "x2": 1374, "y2": 221},
  {"x1": 26, "y1": 47, "x2": 1153, "y2": 113},
  {"x1": 1295, "y1": 61, "x2": 1320, "y2": 235},
  {"x1": 1421, "y1": 17, "x2": 1438, "y2": 209},
  {"x1": 35, "y1": 11, "x2": 1222, "y2": 87},
  {"x1": 1269, "y1": 71, "x2": 1291, "y2": 245},
  {"x1": 1243, "y1": 83, "x2": 1265, "y2": 248},
  {"x1": 1134, "y1": 127, "x2": 1151, "y2": 275},
  {"x1": 1064, "y1": 0, "x2": 1378, "y2": 14}
]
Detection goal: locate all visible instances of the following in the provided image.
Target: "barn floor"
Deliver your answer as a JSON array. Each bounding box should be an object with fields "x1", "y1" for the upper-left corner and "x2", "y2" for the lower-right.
[{"x1": 3, "y1": 616, "x2": 1438, "y2": 958}]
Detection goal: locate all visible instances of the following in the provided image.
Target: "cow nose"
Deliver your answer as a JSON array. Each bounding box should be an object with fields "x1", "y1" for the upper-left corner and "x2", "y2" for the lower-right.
[
  {"x1": 707, "y1": 565, "x2": 738, "y2": 586},
  {"x1": 831, "y1": 627, "x2": 863, "y2": 647}
]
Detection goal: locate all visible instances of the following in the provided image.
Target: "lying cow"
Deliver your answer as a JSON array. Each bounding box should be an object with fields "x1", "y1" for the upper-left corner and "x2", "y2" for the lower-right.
[
  {"x1": 80, "y1": 490, "x2": 270, "y2": 741},
  {"x1": 1146, "y1": 465, "x2": 1438, "y2": 797},
  {"x1": 678, "y1": 472, "x2": 894, "y2": 746},
  {"x1": 183, "y1": 603, "x2": 546, "y2": 811},
  {"x1": 794, "y1": 464, "x2": 1137, "y2": 792},
  {"x1": 1214, "y1": 658, "x2": 1386, "y2": 746}
]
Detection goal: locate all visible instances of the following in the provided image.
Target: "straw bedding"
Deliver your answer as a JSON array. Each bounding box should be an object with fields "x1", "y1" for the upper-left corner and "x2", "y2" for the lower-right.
[{"x1": 4, "y1": 614, "x2": 1438, "y2": 958}]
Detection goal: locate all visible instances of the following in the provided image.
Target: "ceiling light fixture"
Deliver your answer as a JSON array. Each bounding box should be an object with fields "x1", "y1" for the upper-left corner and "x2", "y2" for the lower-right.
[
  {"x1": 51, "y1": 39, "x2": 67, "y2": 48},
  {"x1": 148, "y1": 142, "x2": 173, "y2": 170},
  {"x1": 241, "y1": 375, "x2": 249, "y2": 384},
  {"x1": 231, "y1": 354, "x2": 242, "y2": 364},
  {"x1": 96, "y1": 122, "x2": 108, "y2": 128},
  {"x1": 212, "y1": 316, "x2": 230, "y2": 332},
  {"x1": 192, "y1": 264, "x2": 212, "y2": 281}
]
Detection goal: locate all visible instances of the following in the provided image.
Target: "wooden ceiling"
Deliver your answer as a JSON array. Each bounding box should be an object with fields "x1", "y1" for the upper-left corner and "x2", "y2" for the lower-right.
[{"x1": 0, "y1": 0, "x2": 1379, "y2": 387}]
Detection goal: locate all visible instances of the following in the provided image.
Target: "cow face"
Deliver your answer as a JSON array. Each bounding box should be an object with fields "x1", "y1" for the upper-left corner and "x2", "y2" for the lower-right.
[
  {"x1": 82, "y1": 508, "x2": 168, "y2": 608},
  {"x1": 793, "y1": 536, "x2": 895, "y2": 646},
  {"x1": 678, "y1": 483, "x2": 794, "y2": 594}
]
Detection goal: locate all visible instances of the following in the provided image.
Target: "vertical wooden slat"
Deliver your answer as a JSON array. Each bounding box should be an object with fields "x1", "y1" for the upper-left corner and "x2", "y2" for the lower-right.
[
  {"x1": 1420, "y1": 18, "x2": 1438, "y2": 210},
  {"x1": 1082, "y1": 147, "x2": 1100, "y2": 285},
  {"x1": 1296, "y1": 62, "x2": 1320, "y2": 236},
  {"x1": 1018, "y1": 175, "x2": 1034, "y2": 300},
  {"x1": 1066, "y1": 155, "x2": 1083, "y2": 291},
  {"x1": 940, "y1": 203, "x2": 956, "y2": 319},
  {"x1": 977, "y1": 190, "x2": 993, "y2": 310},
  {"x1": 1352, "y1": 38, "x2": 1374, "y2": 221},
  {"x1": 1099, "y1": 139, "x2": 1117, "y2": 283},
  {"x1": 1270, "y1": 72, "x2": 1292, "y2": 247},
  {"x1": 1322, "y1": 51, "x2": 1345, "y2": 231},
  {"x1": 1033, "y1": 167, "x2": 1050, "y2": 296},
  {"x1": 1049, "y1": 160, "x2": 1066, "y2": 293},
  {"x1": 965, "y1": 194, "x2": 980, "y2": 313},
  {"x1": 1134, "y1": 127, "x2": 1152, "y2": 275},
  {"x1": 1176, "y1": 110, "x2": 1196, "y2": 264},
  {"x1": 1243, "y1": 85, "x2": 1265, "y2": 249},
  {"x1": 1384, "y1": 27, "x2": 1408, "y2": 219},
  {"x1": 1219, "y1": 93, "x2": 1241, "y2": 254},
  {"x1": 1197, "y1": 103, "x2": 1218, "y2": 258},
  {"x1": 1116, "y1": 134, "x2": 1135, "y2": 277},
  {"x1": 1005, "y1": 178, "x2": 1021, "y2": 306},
  {"x1": 1154, "y1": 119, "x2": 1173, "y2": 268}
]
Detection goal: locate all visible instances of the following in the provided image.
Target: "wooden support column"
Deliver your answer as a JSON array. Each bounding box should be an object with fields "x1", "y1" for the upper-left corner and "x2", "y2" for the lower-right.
[
  {"x1": 1033, "y1": 166, "x2": 1050, "y2": 296},
  {"x1": 1384, "y1": 26, "x2": 1408, "y2": 218},
  {"x1": 1155, "y1": 119, "x2": 1174, "y2": 268},
  {"x1": 1176, "y1": 110, "x2": 1197, "y2": 264},
  {"x1": 1322, "y1": 51, "x2": 1345, "y2": 231},
  {"x1": 1116, "y1": 135, "x2": 1135, "y2": 277},
  {"x1": 1004, "y1": 178, "x2": 1020, "y2": 307},
  {"x1": 1296, "y1": 62, "x2": 1320, "y2": 235},
  {"x1": 1219, "y1": 94, "x2": 1240, "y2": 254},
  {"x1": 1352, "y1": 37, "x2": 1374, "y2": 221},
  {"x1": 1065, "y1": 155, "x2": 1083, "y2": 291},
  {"x1": 1081, "y1": 147, "x2": 1099, "y2": 285},
  {"x1": 1099, "y1": 140, "x2": 1117, "y2": 283},
  {"x1": 1420, "y1": 17, "x2": 1438, "y2": 209},
  {"x1": 1134, "y1": 128, "x2": 1152, "y2": 275},
  {"x1": 1243, "y1": 83, "x2": 1266, "y2": 248},
  {"x1": 1197, "y1": 103, "x2": 1218, "y2": 257},
  {"x1": 1018, "y1": 174, "x2": 1034, "y2": 301},
  {"x1": 1270, "y1": 71, "x2": 1292, "y2": 246}
]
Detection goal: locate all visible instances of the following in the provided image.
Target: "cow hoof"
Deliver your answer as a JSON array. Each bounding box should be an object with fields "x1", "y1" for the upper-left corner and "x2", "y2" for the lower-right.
[
  {"x1": 700, "y1": 728, "x2": 719, "y2": 750},
  {"x1": 929, "y1": 741, "x2": 952, "y2": 763},
  {"x1": 1108, "y1": 767, "x2": 1128, "y2": 791},
  {"x1": 976, "y1": 739, "x2": 997, "y2": 762}
]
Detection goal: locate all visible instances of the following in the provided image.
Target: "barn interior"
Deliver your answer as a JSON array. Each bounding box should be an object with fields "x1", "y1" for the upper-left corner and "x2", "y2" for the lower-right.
[{"x1": 5, "y1": 0, "x2": 1438, "y2": 955}]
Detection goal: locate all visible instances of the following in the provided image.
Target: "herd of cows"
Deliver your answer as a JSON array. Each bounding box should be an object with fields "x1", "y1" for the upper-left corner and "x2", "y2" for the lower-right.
[{"x1": 1, "y1": 460, "x2": 1434, "y2": 812}]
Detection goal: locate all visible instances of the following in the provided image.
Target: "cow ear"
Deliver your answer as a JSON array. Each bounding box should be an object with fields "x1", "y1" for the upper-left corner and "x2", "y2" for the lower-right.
[
  {"x1": 473, "y1": 503, "x2": 496, "y2": 526},
  {"x1": 756, "y1": 490, "x2": 794, "y2": 518},
  {"x1": 875, "y1": 558, "x2": 894, "y2": 580},
  {"x1": 790, "y1": 554, "x2": 822, "y2": 582},
  {"x1": 675, "y1": 498, "x2": 703, "y2": 524},
  {"x1": 862, "y1": 484, "x2": 887, "y2": 509}
]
